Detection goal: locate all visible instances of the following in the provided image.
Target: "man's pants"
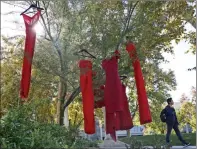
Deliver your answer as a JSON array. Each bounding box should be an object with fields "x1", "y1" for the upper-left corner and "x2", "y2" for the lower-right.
[{"x1": 166, "y1": 124, "x2": 187, "y2": 144}]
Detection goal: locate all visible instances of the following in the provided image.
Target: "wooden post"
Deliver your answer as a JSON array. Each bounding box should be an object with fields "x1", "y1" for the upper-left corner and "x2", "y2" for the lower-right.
[{"x1": 63, "y1": 107, "x2": 69, "y2": 127}]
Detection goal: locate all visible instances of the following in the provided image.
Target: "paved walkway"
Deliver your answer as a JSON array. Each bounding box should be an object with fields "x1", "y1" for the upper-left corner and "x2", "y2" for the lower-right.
[
  {"x1": 142, "y1": 146, "x2": 196, "y2": 149},
  {"x1": 99, "y1": 146, "x2": 196, "y2": 149},
  {"x1": 98, "y1": 138, "x2": 196, "y2": 149}
]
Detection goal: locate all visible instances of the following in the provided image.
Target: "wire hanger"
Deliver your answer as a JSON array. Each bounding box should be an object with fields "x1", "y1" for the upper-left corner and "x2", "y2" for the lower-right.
[
  {"x1": 120, "y1": 75, "x2": 127, "y2": 80},
  {"x1": 20, "y1": 2, "x2": 44, "y2": 15},
  {"x1": 73, "y1": 49, "x2": 96, "y2": 59}
]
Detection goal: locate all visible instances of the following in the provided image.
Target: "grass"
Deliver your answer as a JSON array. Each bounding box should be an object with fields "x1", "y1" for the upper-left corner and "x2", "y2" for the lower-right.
[{"x1": 120, "y1": 133, "x2": 196, "y2": 146}]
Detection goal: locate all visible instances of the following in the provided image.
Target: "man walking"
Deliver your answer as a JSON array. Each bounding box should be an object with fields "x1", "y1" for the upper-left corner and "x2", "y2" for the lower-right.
[{"x1": 164, "y1": 98, "x2": 190, "y2": 147}]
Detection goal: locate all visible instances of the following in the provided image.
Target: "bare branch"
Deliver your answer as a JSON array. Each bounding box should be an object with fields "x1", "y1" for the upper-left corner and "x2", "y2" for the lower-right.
[
  {"x1": 125, "y1": 1, "x2": 139, "y2": 33},
  {"x1": 42, "y1": 1, "x2": 51, "y2": 34},
  {"x1": 39, "y1": 3, "x2": 63, "y2": 60},
  {"x1": 188, "y1": 66, "x2": 196, "y2": 71},
  {"x1": 67, "y1": 80, "x2": 76, "y2": 90},
  {"x1": 116, "y1": 1, "x2": 139, "y2": 50},
  {"x1": 40, "y1": 9, "x2": 54, "y2": 43},
  {"x1": 56, "y1": 1, "x2": 67, "y2": 40},
  {"x1": 56, "y1": 22, "x2": 63, "y2": 41},
  {"x1": 45, "y1": 37, "x2": 52, "y2": 41},
  {"x1": 63, "y1": 87, "x2": 81, "y2": 110}
]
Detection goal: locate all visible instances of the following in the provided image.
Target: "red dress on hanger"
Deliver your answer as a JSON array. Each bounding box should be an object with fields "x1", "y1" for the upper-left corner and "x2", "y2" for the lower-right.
[
  {"x1": 79, "y1": 60, "x2": 95, "y2": 134},
  {"x1": 20, "y1": 10, "x2": 41, "y2": 99},
  {"x1": 102, "y1": 50, "x2": 124, "y2": 113},
  {"x1": 126, "y1": 42, "x2": 152, "y2": 124},
  {"x1": 102, "y1": 50, "x2": 123, "y2": 141}
]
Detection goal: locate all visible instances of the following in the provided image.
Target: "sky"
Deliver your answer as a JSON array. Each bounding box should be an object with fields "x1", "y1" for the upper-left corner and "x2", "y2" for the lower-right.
[
  {"x1": 160, "y1": 37, "x2": 196, "y2": 102},
  {"x1": 1, "y1": 2, "x2": 196, "y2": 102}
]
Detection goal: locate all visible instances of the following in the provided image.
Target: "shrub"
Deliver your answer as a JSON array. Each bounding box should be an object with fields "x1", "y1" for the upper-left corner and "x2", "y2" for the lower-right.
[{"x1": 0, "y1": 104, "x2": 98, "y2": 149}]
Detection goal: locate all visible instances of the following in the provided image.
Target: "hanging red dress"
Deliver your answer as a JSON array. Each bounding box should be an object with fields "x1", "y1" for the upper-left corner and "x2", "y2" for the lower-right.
[
  {"x1": 102, "y1": 50, "x2": 124, "y2": 113},
  {"x1": 79, "y1": 60, "x2": 95, "y2": 134},
  {"x1": 102, "y1": 50, "x2": 123, "y2": 141},
  {"x1": 126, "y1": 42, "x2": 152, "y2": 124},
  {"x1": 20, "y1": 10, "x2": 41, "y2": 99},
  {"x1": 95, "y1": 84, "x2": 133, "y2": 130}
]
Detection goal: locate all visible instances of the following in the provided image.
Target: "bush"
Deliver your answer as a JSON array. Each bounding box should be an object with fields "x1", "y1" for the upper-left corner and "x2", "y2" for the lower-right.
[
  {"x1": 72, "y1": 138, "x2": 98, "y2": 148},
  {"x1": 0, "y1": 104, "x2": 98, "y2": 149}
]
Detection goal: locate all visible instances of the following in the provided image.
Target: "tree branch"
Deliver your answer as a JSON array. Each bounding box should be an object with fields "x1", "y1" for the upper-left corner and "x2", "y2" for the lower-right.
[
  {"x1": 188, "y1": 66, "x2": 196, "y2": 71},
  {"x1": 42, "y1": 1, "x2": 51, "y2": 34},
  {"x1": 125, "y1": 1, "x2": 139, "y2": 33},
  {"x1": 116, "y1": 1, "x2": 139, "y2": 50},
  {"x1": 39, "y1": 2, "x2": 65, "y2": 77},
  {"x1": 63, "y1": 86, "x2": 81, "y2": 110},
  {"x1": 40, "y1": 6, "x2": 54, "y2": 43}
]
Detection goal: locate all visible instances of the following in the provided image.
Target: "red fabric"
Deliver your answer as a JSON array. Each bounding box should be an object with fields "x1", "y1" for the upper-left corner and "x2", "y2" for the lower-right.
[
  {"x1": 102, "y1": 50, "x2": 124, "y2": 113},
  {"x1": 93, "y1": 85, "x2": 118, "y2": 140},
  {"x1": 110, "y1": 129, "x2": 117, "y2": 142},
  {"x1": 94, "y1": 85, "x2": 105, "y2": 109},
  {"x1": 126, "y1": 42, "x2": 152, "y2": 124},
  {"x1": 119, "y1": 84, "x2": 133, "y2": 130},
  {"x1": 94, "y1": 99, "x2": 105, "y2": 109},
  {"x1": 110, "y1": 131, "x2": 116, "y2": 142},
  {"x1": 79, "y1": 60, "x2": 95, "y2": 134},
  {"x1": 100, "y1": 85, "x2": 105, "y2": 90},
  {"x1": 102, "y1": 50, "x2": 124, "y2": 141},
  {"x1": 94, "y1": 88, "x2": 101, "y2": 97},
  {"x1": 114, "y1": 49, "x2": 120, "y2": 59},
  {"x1": 20, "y1": 11, "x2": 41, "y2": 99},
  {"x1": 106, "y1": 112, "x2": 120, "y2": 134}
]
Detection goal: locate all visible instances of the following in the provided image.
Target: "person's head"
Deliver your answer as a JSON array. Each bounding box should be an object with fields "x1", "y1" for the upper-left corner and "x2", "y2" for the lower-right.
[{"x1": 167, "y1": 98, "x2": 174, "y2": 106}]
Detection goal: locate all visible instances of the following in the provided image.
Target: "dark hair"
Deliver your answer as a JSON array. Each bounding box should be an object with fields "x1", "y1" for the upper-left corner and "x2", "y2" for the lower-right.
[{"x1": 167, "y1": 98, "x2": 172, "y2": 104}]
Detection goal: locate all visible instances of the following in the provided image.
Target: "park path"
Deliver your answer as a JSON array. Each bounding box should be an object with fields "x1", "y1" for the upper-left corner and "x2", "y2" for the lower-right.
[
  {"x1": 99, "y1": 145, "x2": 196, "y2": 149},
  {"x1": 142, "y1": 146, "x2": 196, "y2": 149},
  {"x1": 98, "y1": 138, "x2": 196, "y2": 149}
]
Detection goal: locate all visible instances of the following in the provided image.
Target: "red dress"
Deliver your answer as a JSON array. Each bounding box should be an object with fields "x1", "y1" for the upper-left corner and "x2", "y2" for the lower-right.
[
  {"x1": 79, "y1": 60, "x2": 95, "y2": 134},
  {"x1": 102, "y1": 51, "x2": 124, "y2": 113},
  {"x1": 126, "y1": 42, "x2": 152, "y2": 124},
  {"x1": 95, "y1": 84, "x2": 133, "y2": 130},
  {"x1": 20, "y1": 10, "x2": 41, "y2": 99},
  {"x1": 102, "y1": 50, "x2": 123, "y2": 141}
]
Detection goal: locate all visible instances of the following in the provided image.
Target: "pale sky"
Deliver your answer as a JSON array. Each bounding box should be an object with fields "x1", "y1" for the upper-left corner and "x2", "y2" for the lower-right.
[
  {"x1": 160, "y1": 38, "x2": 196, "y2": 102},
  {"x1": 1, "y1": 2, "x2": 196, "y2": 102}
]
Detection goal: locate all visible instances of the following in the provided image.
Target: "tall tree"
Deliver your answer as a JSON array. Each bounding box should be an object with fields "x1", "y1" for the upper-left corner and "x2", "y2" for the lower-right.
[{"x1": 177, "y1": 87, "x2": 196, "y2": 132}]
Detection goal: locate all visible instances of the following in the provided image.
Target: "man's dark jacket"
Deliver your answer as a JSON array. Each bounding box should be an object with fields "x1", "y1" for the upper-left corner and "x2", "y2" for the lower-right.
[{"x1": 165, "y1": 105, "x2": 179, "y2": 126}]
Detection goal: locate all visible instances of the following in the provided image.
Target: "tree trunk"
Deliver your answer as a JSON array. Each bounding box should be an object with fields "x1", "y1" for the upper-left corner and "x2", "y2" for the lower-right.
[{"x1": 56, "y1": 80, "x2": 67, "y2": 125}]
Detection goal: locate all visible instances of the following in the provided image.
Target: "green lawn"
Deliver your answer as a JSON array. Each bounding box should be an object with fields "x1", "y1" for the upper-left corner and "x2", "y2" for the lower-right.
[{"x1": 120, "y1": 133, "x2": 196, "y2": 146}]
